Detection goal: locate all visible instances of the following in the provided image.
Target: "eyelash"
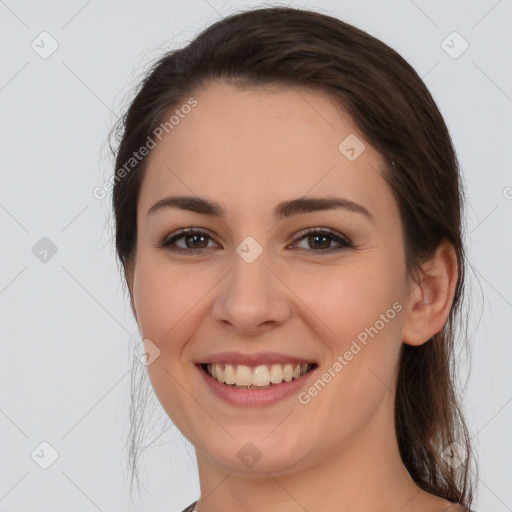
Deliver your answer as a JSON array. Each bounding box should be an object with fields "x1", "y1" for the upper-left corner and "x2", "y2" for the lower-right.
[{"x1": 158, "y1": 227, "x2": 354, "y2": 255}]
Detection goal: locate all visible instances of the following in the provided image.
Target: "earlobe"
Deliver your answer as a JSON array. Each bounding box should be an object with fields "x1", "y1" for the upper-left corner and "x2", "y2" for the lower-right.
[{"x1": 401, "y1": 240, "x2": 458, "y2": 346}]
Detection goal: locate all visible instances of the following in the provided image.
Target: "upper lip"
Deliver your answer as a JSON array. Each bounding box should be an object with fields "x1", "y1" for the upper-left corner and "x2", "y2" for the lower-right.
[{"x1": 196, "y1": 352, "x2": 317, "y2": 367}]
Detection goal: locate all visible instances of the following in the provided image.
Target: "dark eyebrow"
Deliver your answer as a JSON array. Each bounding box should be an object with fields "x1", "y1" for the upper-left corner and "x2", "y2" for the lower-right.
[{"x1": 147, "y1": 195, "x2": 374, "y2": 223}]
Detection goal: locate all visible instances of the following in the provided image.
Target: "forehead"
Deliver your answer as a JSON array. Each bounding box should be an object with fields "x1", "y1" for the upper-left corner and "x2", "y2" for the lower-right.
[{"x1": 138, "y1": 80, "x2": 393, "y2": 221}]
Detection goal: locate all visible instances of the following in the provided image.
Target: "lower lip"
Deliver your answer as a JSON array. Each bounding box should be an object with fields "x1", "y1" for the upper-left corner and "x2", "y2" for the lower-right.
[{"x1": 197, "y1": 364, "x2": 317, "y2": 407}]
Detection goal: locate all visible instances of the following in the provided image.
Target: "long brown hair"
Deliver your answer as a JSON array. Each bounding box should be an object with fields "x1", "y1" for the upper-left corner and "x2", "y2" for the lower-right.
[{"x1": 111, "y1": 6, "x2": 475, "y2": 506}]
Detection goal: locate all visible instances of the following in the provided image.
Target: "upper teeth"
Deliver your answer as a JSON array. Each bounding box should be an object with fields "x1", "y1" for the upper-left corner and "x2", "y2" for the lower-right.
[{"x1": 206, "y1": 363, "x2": 312, "y2": 387}]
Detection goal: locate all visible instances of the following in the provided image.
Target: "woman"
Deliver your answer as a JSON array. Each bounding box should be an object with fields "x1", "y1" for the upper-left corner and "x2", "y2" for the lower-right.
[{"x1": 111, "y1": 6, "x2": 475, "y2": 511}]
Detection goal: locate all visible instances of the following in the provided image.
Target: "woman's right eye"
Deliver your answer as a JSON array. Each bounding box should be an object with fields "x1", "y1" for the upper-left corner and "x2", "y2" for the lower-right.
[{"x1": 159, "y1": 228, "x2": 218, "y2": 254}]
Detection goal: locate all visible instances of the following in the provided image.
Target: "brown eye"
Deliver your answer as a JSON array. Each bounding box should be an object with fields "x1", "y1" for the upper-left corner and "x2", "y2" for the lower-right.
[
  {"x1": 182, "y1": 233, "x2": 209, "y2": 249},
  {"x1": 291, "y1": 228, "x2": 353, "y2": 254},
  {"x1": 306, "y1": 234, "x2": 332, "y2": 250},
  {"x1": 160, "y1": 229, "x2": 218, "y2": 254}
]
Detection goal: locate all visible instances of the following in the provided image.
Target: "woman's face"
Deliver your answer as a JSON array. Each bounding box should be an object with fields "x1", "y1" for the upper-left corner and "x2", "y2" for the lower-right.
[{"x1": 131, "y1": 80, "x2": 412, "y2": 475}]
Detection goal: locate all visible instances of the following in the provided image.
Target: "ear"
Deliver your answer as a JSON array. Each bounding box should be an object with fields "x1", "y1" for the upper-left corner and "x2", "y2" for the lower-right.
[{"x1": 401, "y1": 239, "x2": 458, "y2": 346}]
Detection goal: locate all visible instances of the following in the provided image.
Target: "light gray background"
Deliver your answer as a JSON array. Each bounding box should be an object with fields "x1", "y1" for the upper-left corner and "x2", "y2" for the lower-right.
[{"x1": 1, "y1": 1, "x2": 511, "y2": 511}]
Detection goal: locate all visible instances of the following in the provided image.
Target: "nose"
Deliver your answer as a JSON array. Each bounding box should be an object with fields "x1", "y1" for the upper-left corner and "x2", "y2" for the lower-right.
[{"x1": 211, "y1": 246, "x2": 292, "y2": 336}]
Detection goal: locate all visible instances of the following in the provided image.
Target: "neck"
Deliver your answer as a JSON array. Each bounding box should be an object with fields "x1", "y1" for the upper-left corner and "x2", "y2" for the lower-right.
[{"x1": 193, "y1": 393, "x2": 447, "y2": 512}]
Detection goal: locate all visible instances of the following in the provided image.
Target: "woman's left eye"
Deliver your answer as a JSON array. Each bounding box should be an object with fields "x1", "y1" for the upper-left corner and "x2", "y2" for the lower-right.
[
  {"x1": 159, "y1": 227, "x2": 354, "y2": 255},
  {"x1": 291, "y1": 228, "x2": 354, "y2": 254}
]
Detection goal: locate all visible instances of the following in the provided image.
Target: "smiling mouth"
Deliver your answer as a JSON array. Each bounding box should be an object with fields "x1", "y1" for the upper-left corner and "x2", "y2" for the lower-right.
[{"x1": 199, "y1": 362, "x2": 317, "y2": 390}]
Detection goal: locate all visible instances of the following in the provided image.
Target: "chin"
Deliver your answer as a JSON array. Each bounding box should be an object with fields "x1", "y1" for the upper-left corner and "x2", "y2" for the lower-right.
[{"x1": 198, "y1": 432, "x2": 308, "y2": 474}]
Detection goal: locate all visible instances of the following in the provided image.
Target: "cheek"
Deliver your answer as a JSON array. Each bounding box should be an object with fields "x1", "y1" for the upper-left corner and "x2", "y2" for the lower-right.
[
  {"x1": 289, "y1": 261, "x2": 404, "y2": 347},
  {"x1": 292, "y1": 260, "x2": 405, "y2": 410},
  {"x1": 132, "y1": 259, "x2": 208, "y2": 433},
  {"x1": 132, "y1": 257, "x2": 205, "y2": 350},
  {"x1": 298, "y1": 268, "x2": 404, "y2": 434}
]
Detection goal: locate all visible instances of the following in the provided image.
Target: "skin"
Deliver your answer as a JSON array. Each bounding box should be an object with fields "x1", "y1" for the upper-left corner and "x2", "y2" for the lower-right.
[{"x1": 129, "y1": 80, "x2": 459, "y2": 512}]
